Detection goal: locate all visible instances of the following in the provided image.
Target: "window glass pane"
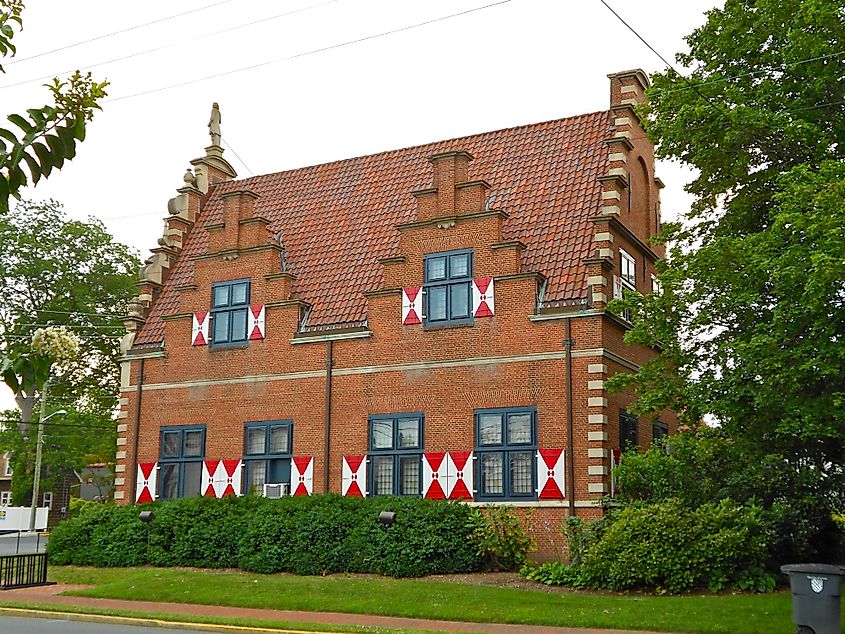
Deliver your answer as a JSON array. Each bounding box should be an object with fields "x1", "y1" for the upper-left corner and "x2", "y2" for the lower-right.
[
  {"x1": 161, "y1": 431, "x2": 180, "y2": 458},
  {"x1": 231, "y1": 309, "x2": 248, "y2": 341},
  {"x1": 183, "y1": 430, "x2": 203, "y2": 457},
  {"x1": 269, "y1": 426, "x2": 290, "y2": 454},
  {"x1": 213, "y1": 311, "x2": 230, "y2": 342},
  {"x1": 478, "y1": 413, "x2": 502, "y2": 445},
  {"x1": 399, "y1": 456, "x2": 420, "y2": 495},
  {"x1": 397, "y1": 418, "x2": 420, "y2": 449},
  {"x1": 507, "y1": 413, "x2": 532, "y2": 445},
  {"x1": 372, "y1": 456, "x2": 393, "y2": 495},
  {"x1": 449, "y1": 254, "x2": 470, "y2": 278},
  {"x1": 247, "y1": 460, "x2": 266, "y2": 491},
  {"x1": 450, "y1": 283, "x2": 470, "y2": 319},
  {"x1": 159, "y1": 463, "x2": 179, "y2": 499},
  {"x1": 481, "y1": 453, "x2": 504, "y2": 495},
  {"x1": 231, "y1": 282, "x2": 249, "y2": 305},
  {"x1": 246, "y1": 427, "x2": 266, "y2": 455},
  {"x1": 371, "y1": 419, "x2": 393, "y2": 450},
  {"x1": 213, "y1": 285, "x2": 230, "y2": 307},
  {"x1": 426, "y1": 257, "x2": 447, "y2": 281},
  {"x1": 510, "y1": 451, "x2": 533, "y2": 495},
  {"x1": 268, "y1": 458, "x2": 290, "y2": 484},
  {"x1": 428, "y1": 286, "x2": 447, "y2": 321},
  {"x1": 182, "y1": 462, "x2": 202, "y2": 497}
]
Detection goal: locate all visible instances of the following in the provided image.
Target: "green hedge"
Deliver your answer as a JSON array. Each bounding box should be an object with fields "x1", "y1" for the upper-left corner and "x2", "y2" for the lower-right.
[{"x1": 48, "y1": 494, "x2": 481, "y2": 577}]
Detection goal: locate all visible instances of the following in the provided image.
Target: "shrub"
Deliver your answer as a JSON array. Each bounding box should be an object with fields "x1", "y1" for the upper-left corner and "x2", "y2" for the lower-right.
[
  {"x1": 48, "y1": 494, "x2": 480, "y2": 577},
  {"x1": 522, "y1": 561, "x2": 581, "y2": 586},
  {"x1": 578, "y1": 499, "x2": 775, "y2": 593},
  {"x1": 469, "y1": 506, "x2": 534, "y2": 571}
]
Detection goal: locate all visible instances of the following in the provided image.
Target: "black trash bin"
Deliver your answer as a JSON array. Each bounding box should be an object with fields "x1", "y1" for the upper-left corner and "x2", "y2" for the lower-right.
[{"x1": 780, "y1": 563, "x2": 845, "y2": 634}]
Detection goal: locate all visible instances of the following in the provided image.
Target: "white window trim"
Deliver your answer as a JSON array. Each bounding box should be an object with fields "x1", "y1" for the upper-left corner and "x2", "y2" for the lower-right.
[
  {"x1": 0, "y1": 491, "x2": 11, "y2": 506},
  {"x1": 42, "y1": 491, "x2": 53, "y2": 510},
  {"x1": 620, "y1": 249, "x2": 636, "y2": 289}
]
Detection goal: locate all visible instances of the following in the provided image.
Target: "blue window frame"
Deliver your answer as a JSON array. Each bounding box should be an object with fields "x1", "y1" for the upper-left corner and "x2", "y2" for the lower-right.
[
  {"x1": 211, "y1": 279, "x2": 250, "y2": 346},
  {"x1": 368, "y1": 413, "x2": 423, "y2": 496},
  {"x1": 158, "y1": 425, "x2": 206, "y2": 499},
  {"x1": 423, "y1": 249, "x2": 473, "y2": 326},
  {"x1": 243, "y1": 420, "x2": 293, "y2": 494},
  {"x1": 475, "y1": 407, "x2": 537, "y2": 501}
]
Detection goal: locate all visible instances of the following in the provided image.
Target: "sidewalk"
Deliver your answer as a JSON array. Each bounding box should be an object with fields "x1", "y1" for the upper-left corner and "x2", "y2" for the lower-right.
[{"x1": 0, "y1": 583, "x2": 663, "y2": 634}]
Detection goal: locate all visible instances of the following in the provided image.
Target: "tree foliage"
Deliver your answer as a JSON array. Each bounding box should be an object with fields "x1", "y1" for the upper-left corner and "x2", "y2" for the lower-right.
[
  {"x1": 0, "y1": 1, "x2": 108, "y2": 213},
  {"x1": 609, "y1": 0, "x2": 845, "y2": 473},
  {"x1": 0, "y1": 200, "x2": 139, "y2": 502}
]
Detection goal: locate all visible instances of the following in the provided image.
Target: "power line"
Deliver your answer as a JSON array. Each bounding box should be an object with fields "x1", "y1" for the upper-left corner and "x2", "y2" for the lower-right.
[
  {"x1": 15, "y1": 323, "x2": 124, "y2": 330},
  {"x1": 0, "y1": 0, "x2": 341, "y2": 91},
  {"x1": 222, "y1": 137, "x2": 254, "y2": 177},
  {"x1": 106, "y1": 0, "x2": 514, "y2": 103},
  {"x1": 5, "y1": 0, "x2": 237, "y2": 66},
  {"x1": 597, "y1": 0, "x2": 731, "y2": 120}
]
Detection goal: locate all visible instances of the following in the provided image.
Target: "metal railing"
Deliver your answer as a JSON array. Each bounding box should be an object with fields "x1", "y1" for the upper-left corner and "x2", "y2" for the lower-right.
[{"x1": 0, "y1": 553, "x2": 48, "y2": 589}]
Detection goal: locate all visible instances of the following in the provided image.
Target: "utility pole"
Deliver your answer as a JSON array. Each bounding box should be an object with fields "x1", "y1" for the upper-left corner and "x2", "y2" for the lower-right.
[{"x1": 29, "y1": 378, "x2": 49, "y2": 532}]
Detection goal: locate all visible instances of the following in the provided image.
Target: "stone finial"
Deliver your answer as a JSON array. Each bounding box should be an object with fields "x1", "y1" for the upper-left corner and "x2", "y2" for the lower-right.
[
  {"x1": 208, "y1": 102, "x2": 222, "y2": 147},
  {"x1": 183, "y1": 168, "x2": 197, "y2": 187}
]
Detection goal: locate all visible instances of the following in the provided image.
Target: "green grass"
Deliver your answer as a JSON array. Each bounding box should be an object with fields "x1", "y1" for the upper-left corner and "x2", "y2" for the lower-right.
[{"x1": 43, "y1": 565, "x2": 842, "y2": 634}]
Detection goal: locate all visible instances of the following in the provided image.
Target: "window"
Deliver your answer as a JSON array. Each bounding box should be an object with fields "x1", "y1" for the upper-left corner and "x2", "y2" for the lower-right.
[
  {"x1": 42, "y1": 492, "x2": 52, "y2": 509},
  {"x1": 368, "y1": 414, "x2": 423, "y2": 496},
  {"x1": 651, "y1": 274, "x2": 662, "y2": 295},
  {"x1": 0, "y1": 491, "x2": 10, "y2": 506},
  {"x1": 652, "y1": 421, "x2": 669, "y2": 443},
  {"x1": 243, "y1": 421, "x2": 292, "y2": 494},
  {"x1": 475, "y1": 407, "x2": 537, "y2": 501},
  {"x1": 4, "y1": 453, "x2": 11, "y2": 476},
  {"x1": 620, "y1": 249, "x2": 636, "y2": 289},
  {"x1": 424, "y1": 249, "x2": 473, "y2": 325},
  {"x1": 620, "y1": 410, "x2": 639, "y2": 450},
  {"x1": 211, "y1": 279, "x2": 250, "y2": 345},
  {"x1": 159, "y1": 425, "x2": 206, "y2": 499}
]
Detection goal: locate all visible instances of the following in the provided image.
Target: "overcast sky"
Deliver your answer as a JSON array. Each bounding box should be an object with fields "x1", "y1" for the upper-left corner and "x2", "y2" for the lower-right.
[{"x1": 0, "y1": 0, "x2": 718, "y2": 411}]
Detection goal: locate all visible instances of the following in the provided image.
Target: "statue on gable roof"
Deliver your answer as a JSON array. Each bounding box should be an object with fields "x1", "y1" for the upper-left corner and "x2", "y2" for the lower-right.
[{"x1": 208, "y1": 102, "x2": 222, "y2": 146}]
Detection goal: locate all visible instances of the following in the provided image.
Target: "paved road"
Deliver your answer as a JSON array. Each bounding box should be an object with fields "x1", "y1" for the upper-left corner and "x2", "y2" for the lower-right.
[
  {"x1": 0, "y1": 532, "x2": 47, "y2": 555},
  {"x1": 0, "y1": 615, "x2": 214, "y2": 634}
]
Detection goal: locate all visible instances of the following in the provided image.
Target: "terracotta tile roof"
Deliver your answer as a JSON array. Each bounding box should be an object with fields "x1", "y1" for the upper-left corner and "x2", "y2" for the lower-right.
[{"x1": 135, "y1": 111, "x2": 612, "y2": 344}]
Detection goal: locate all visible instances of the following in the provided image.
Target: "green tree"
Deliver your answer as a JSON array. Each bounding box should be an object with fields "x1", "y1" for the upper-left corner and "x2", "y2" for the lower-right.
[
  {"x1": 0, "y1": 200, "x2": 139, "y2": 502},
  {"x1": 610, "y1": 0, "x2": 845, "y2": 477},
  {"x1": 0, "y1": 1, "x2": 108, "y2": 213},
  {"x1": 0, "y1": 199, "x2": 140, "y2": 416}
]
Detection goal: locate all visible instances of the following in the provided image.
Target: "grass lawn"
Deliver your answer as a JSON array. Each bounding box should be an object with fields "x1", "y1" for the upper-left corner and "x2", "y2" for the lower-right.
[{"x1": 41, "y1": 566, "x2": 841, "y2": 634}]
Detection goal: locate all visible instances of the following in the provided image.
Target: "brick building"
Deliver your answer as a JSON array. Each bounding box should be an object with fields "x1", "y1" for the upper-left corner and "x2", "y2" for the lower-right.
[{"x1": 116, "y1": 69, "x2": 673, "y2": 554}]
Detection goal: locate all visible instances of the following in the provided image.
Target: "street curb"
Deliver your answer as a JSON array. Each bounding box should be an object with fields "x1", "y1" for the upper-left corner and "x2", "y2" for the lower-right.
[{"x1": 0, "y1": 607, "x2": 354, "y2": 634}]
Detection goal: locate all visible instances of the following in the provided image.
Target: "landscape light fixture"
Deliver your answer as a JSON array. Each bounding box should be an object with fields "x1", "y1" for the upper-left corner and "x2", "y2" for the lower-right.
[
  {"x1": 139, "y1": 511, "x2": 155, "y2": 523},
  {"x1": 378, "y1": 511, "x2": 396, "y2": 528}
]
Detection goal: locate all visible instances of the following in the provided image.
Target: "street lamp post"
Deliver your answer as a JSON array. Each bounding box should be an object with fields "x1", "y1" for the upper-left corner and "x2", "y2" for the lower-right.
[{"x1": 29, "y1": 379, "x2": 66, "y2": 532}]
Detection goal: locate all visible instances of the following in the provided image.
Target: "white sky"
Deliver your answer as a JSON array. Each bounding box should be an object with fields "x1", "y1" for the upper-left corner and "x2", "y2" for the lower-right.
[{"x1": 0, "y1": 0, "x2": 717, "y2": 411}]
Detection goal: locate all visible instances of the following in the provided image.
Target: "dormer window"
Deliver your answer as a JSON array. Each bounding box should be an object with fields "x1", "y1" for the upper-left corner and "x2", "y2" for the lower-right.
[
  {"x1": 424, "y1": 249, "x2": 473, "y2": 326},
  {"x1": 211, "y1": 279, "x2": 250, "y2": 345}
]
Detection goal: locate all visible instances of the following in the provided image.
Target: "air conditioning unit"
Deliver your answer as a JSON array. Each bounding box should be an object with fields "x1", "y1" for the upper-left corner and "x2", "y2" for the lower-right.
[{"x1": 262, "y1": 483, "x2": 289, "y2": 499}]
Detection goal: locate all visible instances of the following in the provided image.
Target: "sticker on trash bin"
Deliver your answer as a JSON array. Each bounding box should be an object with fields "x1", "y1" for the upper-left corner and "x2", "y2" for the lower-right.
[{"x1": 809, "y1": 576, "x2": 826, "y2": 593}]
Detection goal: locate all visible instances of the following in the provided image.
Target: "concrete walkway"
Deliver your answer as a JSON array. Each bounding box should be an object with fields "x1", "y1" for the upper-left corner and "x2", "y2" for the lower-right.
[{"x1": 0, "y1": 583, "x2": 663, "y2": 634}]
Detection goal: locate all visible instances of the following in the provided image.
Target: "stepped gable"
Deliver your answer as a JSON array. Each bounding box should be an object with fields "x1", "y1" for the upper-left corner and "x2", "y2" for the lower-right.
[{"x1": 134, "y1": 110, "x2": 611, "y2": 344}]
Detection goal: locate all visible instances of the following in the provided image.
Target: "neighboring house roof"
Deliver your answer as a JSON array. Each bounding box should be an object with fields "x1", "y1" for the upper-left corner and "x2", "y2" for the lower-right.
[{"x1": 135, "y1": 110, "x2": 612, "y2": 345}]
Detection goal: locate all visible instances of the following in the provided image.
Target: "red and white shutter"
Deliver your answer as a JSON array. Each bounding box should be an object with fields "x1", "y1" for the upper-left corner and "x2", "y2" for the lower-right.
[
  {"x1": 537, "y1": 449, "x2": 565, "y2": 499},
  {"x1": 445, "y1": 451, "x2": 474, "y2": 500},
  {"x1": 422, "y1": 453, "x2": 449, "y2": 499},
  {"x1": 192, "y1": 312, "x2": 209, "y2": 346},
  {"x1": 213, "y1": 459, "x2": 242, "y2": 497},
  {"x1": 612, "y1": 275, "x2": 623, "y2": 300},
  {"x1": 472, "y1": 278, "x2": 495, "y2": 317},
  {"x1": 136, "y1": 462, "x2": 157, "y2": 503},
  {"x1": 248, "y1": 304, "x2": 266, "y2": 340},
  {"x1": 202, "y1": 460, "x2": 219, "y2": 498},
  {"x1": 402, "y1": 287, "x2": 423, "y2": 325},
  {"x1": 341, "y1": 455, "x2": 367, "y2": 497},
  {"x1": 291, "y1": 456, "x2": 314, "y2": 496}
]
